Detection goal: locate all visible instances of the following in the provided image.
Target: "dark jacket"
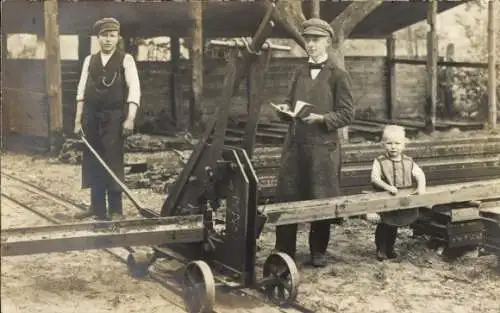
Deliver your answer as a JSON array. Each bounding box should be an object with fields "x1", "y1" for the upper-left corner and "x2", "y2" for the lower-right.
[{"x1": 275, "y1": 58, "x2": 354, "y2": 202}]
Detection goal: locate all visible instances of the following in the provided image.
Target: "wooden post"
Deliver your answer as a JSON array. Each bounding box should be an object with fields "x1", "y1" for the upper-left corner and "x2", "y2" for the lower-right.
[
  {"x1": 386, "y1": 35, "x2": 396, "y2": 121},
  {"x1": 170, "y1": 37, "x2": 181, "y2": 129},
  {"x1": 487, "y1": 0, "x2": 497, "y2": 129},
  {"x1": 43, "y1": 0, "x2": 63, "y2": 153},
  {"x1": 425, "y1": 0, "x2": 438, "y2": 133},
  {"x1": 189, "y1": 0, "x2": 204, "y2": 132},
  {"x1": 311, "y1": 0, "x2": 320, "y2": 18},
  {"x1": 1, "y1": 33, "x2": 7, "y2": 150},
  {"x1": 78, "y1": 34, "x2": 91, "y2": 66},
  {"x1": 243, "y1": 50, "x2": 272, "y2": 157}
]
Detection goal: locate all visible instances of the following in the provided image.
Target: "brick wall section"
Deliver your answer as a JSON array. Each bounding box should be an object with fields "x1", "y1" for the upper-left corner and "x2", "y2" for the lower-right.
[
  {"x1": 169, "y1": 56, "x2": 390, "y2": 126},
  {"x1": 48, "y1": 56, "x2": 427, "y2": 135},
  {"x1": 394, "y1": 63, "x2": 427, "y2": 118}
]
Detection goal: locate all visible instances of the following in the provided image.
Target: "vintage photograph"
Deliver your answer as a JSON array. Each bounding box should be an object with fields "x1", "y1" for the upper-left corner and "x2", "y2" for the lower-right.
[{"x1": 1, "y1": 1, "x2": 499, "y2": 313}]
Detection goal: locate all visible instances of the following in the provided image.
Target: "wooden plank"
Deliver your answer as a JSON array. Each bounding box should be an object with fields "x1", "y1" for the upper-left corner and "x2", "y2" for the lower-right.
[
  {"x1": 264, "y1": 179, "x2": 500, "y2": 226},
  {"x1": 43, "y1": 0, "x2": 63, "y2": 152},
  {"x1": 252, "y1": 141, "x2": 500, "y2": 167},
  {"x1": 392, "y1": 58, "x2": 492, "y2": 69},
  {"x1": 487, "y1": 0, "x2": 497, "y2": 129},
  {"x1": 1, "y1": 215, "x2": 204, "y2": 257},
  {"x1": 425, "y1": 0, "x2": 438, "y2": 132}
]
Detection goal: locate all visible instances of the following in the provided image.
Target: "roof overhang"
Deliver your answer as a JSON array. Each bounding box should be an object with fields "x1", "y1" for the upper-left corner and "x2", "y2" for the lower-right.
[{"x1": 2, "y1": 0, "x2": 467, "y2": 39}]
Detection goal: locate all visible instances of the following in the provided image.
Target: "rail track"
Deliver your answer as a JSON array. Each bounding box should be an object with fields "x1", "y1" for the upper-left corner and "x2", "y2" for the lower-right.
[{"x1": 1, "y1": 172, "x2": 314, "y2": 313}]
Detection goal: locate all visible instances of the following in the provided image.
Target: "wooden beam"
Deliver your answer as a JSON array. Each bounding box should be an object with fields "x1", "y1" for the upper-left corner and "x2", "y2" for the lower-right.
[
  {"x1": 1, "y1": 33, "x2": 7, "y2": 150},
  {"x1": 264, "y1": 179, "x2": 500, "y2": 226},
  {"x1": 487, "y1": 0, "x2": 497, "y2": 129},
  {"x1": 43, "y1": 0, "x2": 63, "y2": 153},
  {"x1": 1, "y1": 215, "x2": 204, "y2": 257},
  {"x1": 78, "y1": 35, "x2": 91, "y2": 66},
  {"x1": 311, "y1": 0, "x2": 320, "y2": 18},
  {"x1": 189, "y1": 0, "x2": 204, "y2": 131},
  {"x1": 392, "y1": 58, "x2": 493, "y2": 69},
  {"x1": 243, "y1": 50, "x2": 272, "y2": 158},
  {"x1": 209, "y1": 4, "x2": 275, "y2": 166},
  {"x1": 386, "y1": 35, "x2": 396, "y2": 121},
  {"x1": 330, "y1": 0, "x2": 384, "y2": 38},
  {"x1": 170, "y1": 37, "x2": 181, "y2": 129},
  {"x1": 425, "y1": 0, "x2": 438, "y2": 133}
]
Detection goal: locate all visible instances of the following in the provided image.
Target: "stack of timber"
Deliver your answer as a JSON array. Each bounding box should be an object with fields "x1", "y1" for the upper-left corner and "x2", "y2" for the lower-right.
[
  {"x1": 226, "y1": 118, "x2": 486, "y2": 145},
  {"x1": 119, "y1": 136, "x2": 500, "y2": 199},
  {"x1": 411, "y1": 201, "x2": 485, "y2": 254},
  {"x1": 252, "y1": 135, "x2": 500, "y2": 202},
  {"x1": 479, "y1": 200, "x2": 500, "y2": 258}
]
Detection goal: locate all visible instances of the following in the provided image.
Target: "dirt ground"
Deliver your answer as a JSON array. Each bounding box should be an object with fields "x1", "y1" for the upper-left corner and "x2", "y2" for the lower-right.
[{"x1": 1, "y1": 152, "x2": 500, "y2": 313}]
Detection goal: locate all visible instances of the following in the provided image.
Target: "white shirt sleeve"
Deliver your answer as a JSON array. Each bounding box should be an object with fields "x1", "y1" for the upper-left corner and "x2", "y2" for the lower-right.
[
  {"x1": 411, "y1": 162, "x2": 426, "y2": 180},
  {"x1": 76, "y1": 55, "x2": 91, "y2": 101},
  {"x1": 123, "y1": 53, "x2": 141, "y2": 106},
  {"x1": 370, "y1": 159, "x2": 382, "y2": 183}
]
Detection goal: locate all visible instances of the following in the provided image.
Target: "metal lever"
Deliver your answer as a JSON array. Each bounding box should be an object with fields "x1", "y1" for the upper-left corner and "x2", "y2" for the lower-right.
[{"x1": 79, "y1": 130, "x2": 156, "y2": 217}]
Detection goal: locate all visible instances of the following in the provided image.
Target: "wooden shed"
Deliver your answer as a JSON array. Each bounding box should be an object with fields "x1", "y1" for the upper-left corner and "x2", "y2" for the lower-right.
[{"x1": 1, "y1": 0, "x2": 468, "y2": 152}]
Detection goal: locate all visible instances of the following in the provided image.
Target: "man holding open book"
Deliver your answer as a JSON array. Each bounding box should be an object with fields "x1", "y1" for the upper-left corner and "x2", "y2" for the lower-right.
[{"x1": 272, "y1": 18, "x2": 354, "y2": 267}]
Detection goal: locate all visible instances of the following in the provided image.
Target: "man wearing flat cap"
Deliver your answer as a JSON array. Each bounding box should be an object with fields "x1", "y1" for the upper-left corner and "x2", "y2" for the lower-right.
[
  {"x1": 74, "y1": 17, "x2": 141, "y2": 220},
  {"x1": 273, "y1": 18, "x2": 354, "y2": 267}
]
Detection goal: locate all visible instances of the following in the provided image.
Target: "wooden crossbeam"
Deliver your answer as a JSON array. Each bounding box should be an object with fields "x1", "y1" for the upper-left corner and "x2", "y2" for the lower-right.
[
  {"x1": 330, "y1": 0, "x2": 384, "y2": 38},
  {"x1": 1, "y1": 215, "x2": 204, "y2": 256},
  {"x1": 209, "y1": 3, "x2": 276, "y2": 166},
  {"x1": 264, "y1": 179, "x2": 500, "y2": 226}
]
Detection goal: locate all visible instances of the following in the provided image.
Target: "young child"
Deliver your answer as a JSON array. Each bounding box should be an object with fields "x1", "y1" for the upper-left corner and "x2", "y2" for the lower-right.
[{"x1": 370, "y1": 125, "x2": 426, "y2": 261}]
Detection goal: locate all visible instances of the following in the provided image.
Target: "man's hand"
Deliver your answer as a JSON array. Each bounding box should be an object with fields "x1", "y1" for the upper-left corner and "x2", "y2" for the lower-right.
[
  {"x1": 123, "y1": 118, "x2": 135, "y2": 137},
  {"x1": 301, "y1": 113, "x2": 324, "y2": 124},
  {"x1": 274, "y1": 103, "x2": 291, "y2": 112}
]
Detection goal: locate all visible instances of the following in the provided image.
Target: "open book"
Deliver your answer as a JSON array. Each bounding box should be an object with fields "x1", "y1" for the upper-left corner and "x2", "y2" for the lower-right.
[{"x1": 270, "y1": 100, "x2": 314, "y2": 119}]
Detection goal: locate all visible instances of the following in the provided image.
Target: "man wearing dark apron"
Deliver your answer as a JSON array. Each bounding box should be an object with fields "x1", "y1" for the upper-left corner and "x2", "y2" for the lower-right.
[
  {"x1": 272, "y1": 18, "x2": 354, "y2": 267},
  {"x1": 74, "y1": 18, "x2": 141, "y2": 220}
]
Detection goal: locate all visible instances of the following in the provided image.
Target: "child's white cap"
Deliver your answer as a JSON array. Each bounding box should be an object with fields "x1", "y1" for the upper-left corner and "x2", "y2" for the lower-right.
[{"x1": 382, "y1": 124, "x2": 406, "y2": 141}]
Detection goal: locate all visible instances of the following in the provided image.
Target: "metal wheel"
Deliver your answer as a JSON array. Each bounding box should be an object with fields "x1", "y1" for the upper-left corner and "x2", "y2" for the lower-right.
[
  {"x1": 261, "y1": 252, "x2": 299, "y2": 306},
  {"x1": 182, "y1": 260, "x2": 215, "y2": 313},
  {"x1": 127, "y1": 251, "x2": 154, "y2": 278}
]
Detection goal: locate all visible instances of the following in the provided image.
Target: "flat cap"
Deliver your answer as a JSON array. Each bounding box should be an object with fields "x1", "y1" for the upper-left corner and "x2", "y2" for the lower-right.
[
  {"x1": 93, "y1": 17, "x2": 120, "y2": 35},
  {"x1": 302, "y1": 18, "x2": 334, "y2": 38}
]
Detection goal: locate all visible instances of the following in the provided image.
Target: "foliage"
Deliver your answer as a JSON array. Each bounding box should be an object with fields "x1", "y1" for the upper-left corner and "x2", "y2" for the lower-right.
[{"x1": 447, "y1": 1, "x2": 499, "y2": 120}]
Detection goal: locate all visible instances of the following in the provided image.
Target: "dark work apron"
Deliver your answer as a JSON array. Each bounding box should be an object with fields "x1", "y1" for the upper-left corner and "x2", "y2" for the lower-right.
[
  {"x1": 275, "y1": 60, "x2": 344, "y2": 202},
  {"x1": 81, "y1": 50, "x2": 127, "y2": 192}
]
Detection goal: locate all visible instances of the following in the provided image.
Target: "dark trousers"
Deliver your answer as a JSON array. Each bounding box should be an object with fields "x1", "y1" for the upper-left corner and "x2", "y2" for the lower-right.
[
  {"x1": 90, "y1": 182, "x2": 123, "y2": 218},
  {"x1": 375, "y1": 223, "x2": 398, "y2": 253},
  {"x1": 275, "y1": 221, "x2": 331, "y2": 259}
]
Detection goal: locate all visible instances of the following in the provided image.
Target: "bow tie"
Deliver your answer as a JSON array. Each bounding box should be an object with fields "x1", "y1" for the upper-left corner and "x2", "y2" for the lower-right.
[{"x1": 309, "y1": 62, "x2": 325, "y2": 70}]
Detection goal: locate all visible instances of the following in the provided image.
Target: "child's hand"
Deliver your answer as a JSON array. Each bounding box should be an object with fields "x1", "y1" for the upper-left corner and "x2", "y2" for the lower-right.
[
  {"x1": 387, "y1": 186, "x2": 398, "y2": 195},
  {"x1": 410, "y1": 188, "x2": 426, "y2": 195}
]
